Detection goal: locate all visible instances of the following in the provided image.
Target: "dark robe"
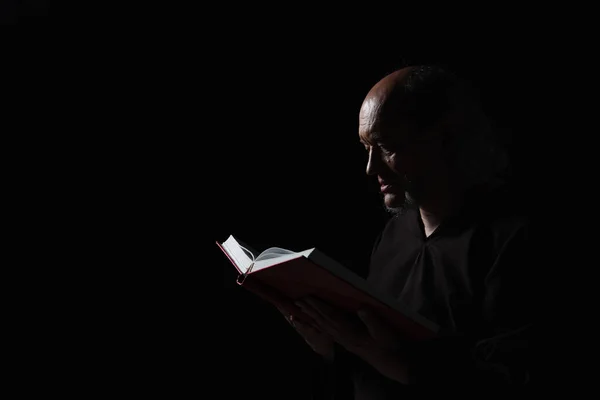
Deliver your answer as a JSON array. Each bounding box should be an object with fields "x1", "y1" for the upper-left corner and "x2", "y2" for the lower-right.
[{"x1": 322, "y1": 184, "x2": 534, "y2": 398}]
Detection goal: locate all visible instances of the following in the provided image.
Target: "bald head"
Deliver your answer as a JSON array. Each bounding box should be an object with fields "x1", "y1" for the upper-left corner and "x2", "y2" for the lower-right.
[
  {"x1": 358, "y1": 65, "x2": 507, "y2": 212},
  {"x1": 364, "y1": 67, "x2": 416, "y2": 106},
  {"x1": 359, "y1": 67, "x2": 417, "y2": 135},
  {"x1": 360, "y1": 65, "x2": 467, "y2": 138}
]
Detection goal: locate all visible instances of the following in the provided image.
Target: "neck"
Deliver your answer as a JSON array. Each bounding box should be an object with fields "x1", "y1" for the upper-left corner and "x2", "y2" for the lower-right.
[{"x1": 418, "y1": 180, "x2": 465, "y2": 237}]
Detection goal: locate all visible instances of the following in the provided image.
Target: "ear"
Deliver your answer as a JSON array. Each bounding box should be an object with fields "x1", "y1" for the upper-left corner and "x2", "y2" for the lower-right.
[
  {"x1": 439, "y1": 110, "x2": 461, "y2": 132},
  {"x1": 435, "y1": 112, "x2": 463, "y2": 152}
]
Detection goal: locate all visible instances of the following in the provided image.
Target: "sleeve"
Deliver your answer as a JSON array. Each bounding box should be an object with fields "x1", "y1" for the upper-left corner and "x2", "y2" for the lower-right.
[{"x1": 408, "y1": 222, "x2": 534, "y2": 385}]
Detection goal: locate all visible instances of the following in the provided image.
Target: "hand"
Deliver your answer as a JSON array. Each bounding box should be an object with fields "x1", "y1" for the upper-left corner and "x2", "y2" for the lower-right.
[
  {"x1": 274, "y1": 304, "x2": 335, "y2": 361},
  {"x1": 239, "y1": 280, "x2": 335, "y2": 359},
  {"x1": 296, "y1": 296, "x2": 412, "y2": 384}
]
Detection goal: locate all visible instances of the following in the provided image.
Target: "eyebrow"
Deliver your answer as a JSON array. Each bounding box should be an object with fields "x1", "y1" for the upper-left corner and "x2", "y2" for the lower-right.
[
  {"x1": 370, "y1": 131, "x2": 383, "y2": 141},
  {"x1": 359, "y1": 131, "x2": 384, "y2": 145}
]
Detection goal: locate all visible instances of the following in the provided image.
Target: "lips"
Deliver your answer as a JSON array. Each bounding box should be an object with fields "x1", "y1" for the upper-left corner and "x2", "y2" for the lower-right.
[{"x1": 380, "y1": 183, "x2": 398, "y2": 193}]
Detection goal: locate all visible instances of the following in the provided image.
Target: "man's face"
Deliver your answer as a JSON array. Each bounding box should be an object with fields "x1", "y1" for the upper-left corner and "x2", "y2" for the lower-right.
[{"x1": 358, "y1": 97, "x2": 444, "y2": 210}]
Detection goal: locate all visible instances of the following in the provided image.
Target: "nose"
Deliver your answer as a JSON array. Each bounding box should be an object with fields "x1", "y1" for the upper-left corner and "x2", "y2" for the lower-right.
[{"x1": 366, "y1": 147, "x2": 379, "y2": 176}]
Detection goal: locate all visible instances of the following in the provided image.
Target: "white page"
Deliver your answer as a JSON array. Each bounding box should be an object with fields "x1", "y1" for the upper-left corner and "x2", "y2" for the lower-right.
[
  {"x1": 252, "y1": 248, "x2": 314, "y2": 271},
  {"x1": 255, "y1": 247, "x2": 297, "y2": 262},
  {"x1": 222, "y1": 235, "x2": 253, "y2": 273}
]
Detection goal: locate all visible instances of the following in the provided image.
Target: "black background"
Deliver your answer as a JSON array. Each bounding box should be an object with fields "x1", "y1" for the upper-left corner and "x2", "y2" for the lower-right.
[
  {"x1": 1, "y1": 0, "x2": 48, "y2": 24},
  {"x1": 4, "y1": 7, "x2": 555, "y2": 396}
]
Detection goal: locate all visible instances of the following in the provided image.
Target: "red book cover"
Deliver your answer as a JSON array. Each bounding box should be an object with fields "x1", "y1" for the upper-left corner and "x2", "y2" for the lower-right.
[{"x1": 218, "y1": 237, "x2": 439, "y2": 341}]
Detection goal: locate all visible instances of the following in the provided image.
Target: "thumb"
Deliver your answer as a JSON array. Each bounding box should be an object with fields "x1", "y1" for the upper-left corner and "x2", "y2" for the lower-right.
[{"x1": 357, "y1": 309, "x2": 398, "y2": 347}]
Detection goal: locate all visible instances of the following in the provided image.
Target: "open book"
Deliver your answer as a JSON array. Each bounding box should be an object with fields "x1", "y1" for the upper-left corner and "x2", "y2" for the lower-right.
[{"x1": 218, "y1": 235, "x2": 439, "y2": 341}]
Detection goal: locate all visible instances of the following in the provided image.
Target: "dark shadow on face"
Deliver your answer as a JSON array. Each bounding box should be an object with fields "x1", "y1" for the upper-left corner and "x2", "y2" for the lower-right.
[{"x1": 364, "y1": 124, "x2": 441, "y2": 214}]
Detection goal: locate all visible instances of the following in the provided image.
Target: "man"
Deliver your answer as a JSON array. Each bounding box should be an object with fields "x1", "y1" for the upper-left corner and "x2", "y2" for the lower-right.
[{"x1": 279, "y1": 65, "x2": 533, "y2": 395}]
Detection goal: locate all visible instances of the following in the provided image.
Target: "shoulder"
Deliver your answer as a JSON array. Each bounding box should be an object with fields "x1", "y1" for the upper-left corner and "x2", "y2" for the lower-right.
[
  {"x1": 487, "y1": 211, "x2": 530, "y2": 247},
  {"x1": 471, "y1": 182, "x2": 531, "y2": 247},
  {"x1": 477, "y1": 200, "x2": 533, "y2": 284}
]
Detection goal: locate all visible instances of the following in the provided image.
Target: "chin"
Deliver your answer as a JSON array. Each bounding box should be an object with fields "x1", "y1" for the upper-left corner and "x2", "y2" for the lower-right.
[
  {"x1": 384, "y1": 193, "x2": 403, "y2": 208},
  {"x1": 383, "y1": 192, "x2": 411, "y2": 215}
]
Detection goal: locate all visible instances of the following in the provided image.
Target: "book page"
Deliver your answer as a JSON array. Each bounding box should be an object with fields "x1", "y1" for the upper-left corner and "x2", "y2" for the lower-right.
[
  {"x1": 255, "y1": 247, "x2": 297, "y2": 262},
  {"x1": 252, "y1": 248, "x2": 314, "y2": 272},
  {"x1": 221, "y1": 235, "x2": 254, "y2": 273}
]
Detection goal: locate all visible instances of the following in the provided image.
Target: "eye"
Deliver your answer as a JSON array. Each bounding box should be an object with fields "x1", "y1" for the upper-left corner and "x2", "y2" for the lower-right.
[{"x1": 378, "y1": 143, "x2": 394, "y2": 156}]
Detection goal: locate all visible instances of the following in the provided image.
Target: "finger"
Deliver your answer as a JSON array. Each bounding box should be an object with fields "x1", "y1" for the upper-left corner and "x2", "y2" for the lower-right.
[
  {"x1": 293, "y1": 318, "x2": 323, "y2": 336},
  {"x1": 283, "y1": 313, "x2": 295, "y2": 326},
  {"x1": 275, "y1": 304, "x2": 289, "y2": 316},
  {"x1": 303, "y1": 297, "x2": 340, "y2": 326},
  {"x1": 357, "y1": 308, "x2": 399, "y2": 347},
  {"x1": 274, "y1": 301, "x2": 306, "y2": 321},
  {"x1": 275, "y1": 306, "x2": 297, "y2": 327},
  {"x1": 297, "y1": 300, "x2": 368, "y2": 352},
  {"x1": 293, "y1": 320, "x2": 334, "y2": 357},
  {"x1": 295, "y1": 300, "x2": 325, "y2": 325},
  {"x1": 304, "y1": 298, "x2": 367, "y2": 342},
  {"x1": 296, "y1": 300, "x2": 338, "y2": 336},
  {"x1": 303, "y1": 296, "x2": 336, "y2": 315}
]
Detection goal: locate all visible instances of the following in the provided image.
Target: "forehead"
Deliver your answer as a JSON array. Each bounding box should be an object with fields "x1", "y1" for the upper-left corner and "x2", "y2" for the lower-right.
[
  {"x1": 358, "y1": 97, "x2": 383, "y2": 142},
  {"x1": 359, "y1": 97, "x2": 380, "y2": 126},
  {"x1": 359, "y1": 98, "x2": 416, "y2": 144}
]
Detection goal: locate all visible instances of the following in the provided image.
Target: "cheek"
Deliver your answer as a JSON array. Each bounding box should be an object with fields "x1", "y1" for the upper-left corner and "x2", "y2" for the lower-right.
[
  {"x1": 387, "y1": 153, "x2": 413, "y2": 175},
  {"x1": 407, "y1": 150, "x2": 438, "y2": 173},
  {"x1": 385, "y1": 155, "x2": 402, "y2": 174}
]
